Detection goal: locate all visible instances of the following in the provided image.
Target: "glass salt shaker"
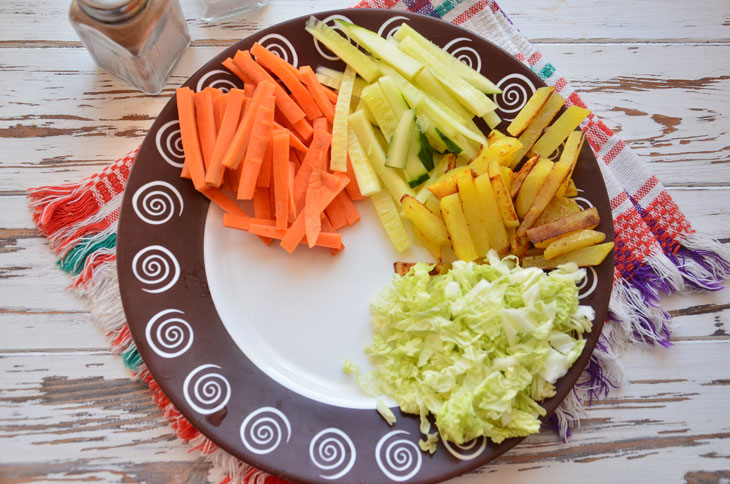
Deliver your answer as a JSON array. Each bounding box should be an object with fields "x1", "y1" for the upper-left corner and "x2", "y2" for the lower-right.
[
  {"x1": 196, "y1": 0, "x2": 271, "y2": 23},
  {"x1": 69, "y1": 0, "x2": 191, "y2": 94}
]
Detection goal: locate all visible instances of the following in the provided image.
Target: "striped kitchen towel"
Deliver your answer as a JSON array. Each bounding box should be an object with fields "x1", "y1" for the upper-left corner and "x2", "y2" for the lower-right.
[{"x1": 27, "y1": 0, "x2": 730, "y2": 483}]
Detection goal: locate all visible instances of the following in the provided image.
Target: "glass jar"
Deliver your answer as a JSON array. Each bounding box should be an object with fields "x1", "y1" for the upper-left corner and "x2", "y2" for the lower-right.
[
  {"x1": 196, "y1": 0, "x2": 271, "y2": 23},
  {"x1": 69, "y1": 0, "x2": 191, "y2": 94}
]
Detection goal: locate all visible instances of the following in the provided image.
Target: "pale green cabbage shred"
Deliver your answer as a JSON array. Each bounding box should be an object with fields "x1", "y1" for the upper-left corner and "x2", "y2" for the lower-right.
[{"x1": 349, "y1": 251, "x2": 594, "y2": 452}]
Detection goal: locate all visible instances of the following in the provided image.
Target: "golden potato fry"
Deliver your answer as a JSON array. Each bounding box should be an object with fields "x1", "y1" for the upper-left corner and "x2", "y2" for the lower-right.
[
  {"x1": 515, "y1": 158, "x2": 553, "y2": 219},
  {"x1": 440, "y1": 193, "x2": 478, "y2": 262},
  {"x1": 488, "y1": 160, "x2": 520, "y2": 228},
  {"x1": 534, "y1": 196, "x2": 581, "y2": 227},
  {"x1": 516, "y1": 161, "x2": 572, "y2": 237},
  {"x1": 555, "y1": 131, "x2": 585, "y2": 198},
  {"x1": 532, "y1": 106, "x2": 591, "y2": 158},
  {"x1": 526, "y1": 207, "x2": 600, "y2": 246},
  {"x1": 412, "y1": 227, "x2": 442, "y2": 261},
  {"x1": 469, "y1": 137, "x2": 522, "y2": 175},
  {"x1": 424, "y1": 194, "x2": 443, "y2": 222},
  {"x1": 401, "y1": 195, "x2": 450, "y2": 247},
  {"x1": 510, "y1": 155, "x2": 539, "y2": 199},
  {"x1": 509, "y1": 92, "x2": 565, "y2": 168},
  {"x1": 456, "y1": 170, "x2": 491, "y2": 257},
  {"x1": 507, "y1": 86, "x2": 554, "y2": 137},
  {"x1": 507, "y1": 227, "x2": 531, "y2": 258},
  {"x1": 393, "y1": 261, "x2": 443, "y2": 276},
  {"x1": 428, "y1": 165, "x2": 471, "y2": 198},
  {"x1": 544, "y1": 229, "x2": 606, "y2": 260},
  {"x1": 522, "y1": 242, "x2": 614, "y2": 269},
  {"x1": 474, "y1": 173, "x2": 510, "y2": 257},
  {"x1": 500, "y1": 166, "x2": 514, "y2": 188},
  {"x1": 487, "y1": 129, "x2": 506, "y2": 145},
  {"x1": 564, "y1": 178, "x2": 578, "y2": 197}
]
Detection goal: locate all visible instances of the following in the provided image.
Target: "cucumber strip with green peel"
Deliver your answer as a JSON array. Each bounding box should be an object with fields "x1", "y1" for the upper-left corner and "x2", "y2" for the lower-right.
[
  {"x1": 378, "y1": 76, "x2": 410, "y2": 119},
  {"x1": 370, "y1": 190, "x2": 412, "y2": 253},
  {"x1": 419, "y1": 95, "x2": 486, "y2": 146},
  {"x1": 315, "y1": 66, "x2": 366, "y2": 98},
  {"x1": 337, "y1": 21, "x2": 422, "y2": 80},
  {"x1": 349, "y1": 110, "x2": 415, "y2": 204},
  {"x1": 347, "y1": 125, "x2": 382, "y2": 196},
  {"x1": 331, "y1": 66, "x2": 356, "y2": 172},
  {"x1": 393, "y1": 22, "x2": 501, "y2": 94},
  {"x1": 417, "y1": 131, "x2": 434, "y2": 171},
  {"x1": 305, "y1": 17, "x2": 380, "y2": 82},
  {"x1": 404, "y1": 126, "x2": 430, "y2": 188},
  {"x1": 413, "y1": 69, "x2": 473, "y2": 121},
  {"x1": 415, "y1": 113, "x2": 448, "y2": 153},
  {"x1": 415, "y1": 154, "x2": 452, "y2": 203},
  {"x1": 361, "y1": 83, "x2": 400, "y2": 140},
  {"x1": 386, "y1": 109, "x2": 415, "y2": 169},
  {"x1": 398, "y1": 36, "x2": 497, "y2": 117},
  {"x1": 483, "y1": 111, "x2": 502, "y2": 129},
  {"x1": 436, "y1": 127, "x2": 463, "y2": 155}
]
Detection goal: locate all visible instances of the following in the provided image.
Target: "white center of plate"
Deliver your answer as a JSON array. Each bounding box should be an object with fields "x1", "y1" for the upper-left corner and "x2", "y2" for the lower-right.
[{"x1": 204, "y1": 201, "x2": 429, "y2": 409}]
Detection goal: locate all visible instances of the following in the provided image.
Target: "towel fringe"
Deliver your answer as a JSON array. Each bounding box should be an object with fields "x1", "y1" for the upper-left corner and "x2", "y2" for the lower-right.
[{"x1": 672, "y1": 232, "x2": 730, "y2": 291}]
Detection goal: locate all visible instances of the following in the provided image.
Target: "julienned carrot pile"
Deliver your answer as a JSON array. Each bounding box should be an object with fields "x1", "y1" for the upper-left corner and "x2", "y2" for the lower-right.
[{"x1": 176, "y1": 43, "x2": 363, "y2": 254}]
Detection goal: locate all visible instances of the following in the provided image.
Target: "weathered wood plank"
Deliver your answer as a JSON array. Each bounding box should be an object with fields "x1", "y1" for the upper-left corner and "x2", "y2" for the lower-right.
[{"x1": 1, "y1": 0, "x2": 728, "y2": 44}]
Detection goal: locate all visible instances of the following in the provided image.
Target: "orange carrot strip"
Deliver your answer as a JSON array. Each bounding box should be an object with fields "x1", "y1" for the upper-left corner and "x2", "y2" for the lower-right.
[
  {"x1": 292, "y1": 117, "x2": 313, "y2": 143},
  {"x1": 223, "y1": 82, "x2": 276, "y2": 171},
  {"x1": 280, "y1": 174, "x2": 349, "y2": 253},
  {"x1": 251, "y1": 43, "x2": 322, "y2": 121},
  {"x1": 252, "y1": 187, "x2": 273, "y2": 245},
  {"x1": 232, "y1": 50, "x2": 306, "y2": 125},
  {"x1": 344, "y1": 155, "x2": 365, "y2": 200},
  {"x1": 273, "y1": 121, "x2": 308, "y2": 154},
  {"x1": 322, "y1": 84, "x2": 339, "y2": 104},
  {"x1": 222, "y1": 57, "x2": 253, "y2": 84},
  {"x1": 200, "y1": 187, "x2": 250, "y2": 219},
  {"x1": 243, "y1": 82, "x2": 256, "y2": 97},
  {"x1": 325, "y1": 194, "x2": 348, "y2": 230},
  {"x1": 304, "y1": 168, "x2": 323, "y2": 247},
  {"x1": 206, "y1": 89, "x2": 246, "y2": 187},
  {"x1": 222, "y1": 214, "x2": 274, "y2": 231},
  {"x1": 249, "y1": 224, "x2": 342, "y2": 249},
  {"x1": 176, "y1": 87, "x2": 207, "y2": 191},
  {"x1": 292, "y1": 127, "x2": 332, "y2": 213},
  {"x1": 272, "y1": 129, "x2": 290, "y2": 230},
  {"x1": 257, "y1": 137, "x2": 274, "y2": 188},
  {"x1": 299, "y1": 65, "x2": 335, "y2": 124},
  {"x1": 238, "y1": 94, "x2": 276, "y2": 200},
  {"x1": 336, "y1": 190, "x2": 360, "y2": 226},
  {"x1": 320, "y1": 213, "x2": 343, "y2": 256},
  {"x1": 288, "y1": 161, "x2": 297, "y2": 223},
  {"x1": 194, "y1": 89, "x2": 217, "y2": 171},
  {"x1": 213, "y1": 92, "x2": 229, "y2": 132}
]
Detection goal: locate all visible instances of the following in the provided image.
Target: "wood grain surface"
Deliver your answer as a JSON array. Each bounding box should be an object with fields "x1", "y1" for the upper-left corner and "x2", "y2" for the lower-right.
[{"x1": 0, "y1": 0, "x2": 728, "y2": 483}]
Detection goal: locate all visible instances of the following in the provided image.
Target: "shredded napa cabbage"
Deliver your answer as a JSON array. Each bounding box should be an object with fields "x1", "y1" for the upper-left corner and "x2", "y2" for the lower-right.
[{"x1": 349, "y1": 251, "x2": 594, "y2": 452}]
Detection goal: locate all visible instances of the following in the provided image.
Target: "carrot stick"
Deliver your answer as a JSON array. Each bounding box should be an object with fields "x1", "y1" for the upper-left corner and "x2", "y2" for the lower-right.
[
  {"x1": 304, "y1": 168, "x2": 323, "y2": 247},
  {"x1": 232, "y1": 50, "x2": 306, "y2": 126},
  {"x1": 223, "y1": 82, "x2": 276, "y2": 171},
  {"x1": 335, "y1": 190, "x2": 360, "y2": 225},
  {"x1": 222, "y1": 57, "x2": 253, "y2": 84},
  {"x1": 176, "y1": 87, "x2": 206, "y2": 191},
  {"x1": 288, "y1": 161, "x2": 297, "y2": 223},
  {"x1": 280, "y1": 174, "x2": 349, "y2": 253},
  {"x1": 243, "y1": 82, "x2": 256, "y2": 97},
  {"x1": 206, "y1": 89, "x2": 246, "y2": 187},
  {"x1": 238, "y1": 94, "x2": 276, "y2": 200},
  {"x1": 251, "y1": 43, "x2": 322, "y2": 121},
  {"x1": 325, "y1": 194, "x2": 348, "y2": 230},
  {"x1": 272, "y1": 129, "x2": 290, "y2": 230},
  {"x1": 256, "y1": 137, "x2": 274, "y2": 188},
  {"x1": 273, "y1": 121, "x2": 308, "y2": 153},
  {"x1": 299, "y1": 65, "x2": 335, "y2": 124},
  {"x1": 344, "y1": 155, "x2": 365, "y2": 200},
  {"x1": 320, "y1": 213, "x2": 343, "y2": 256},
  {"x1": 249, "y1": 223, "x2": 342, "y2": 249},
  {"x1": 194, "y1": 89, "x2": 217, "y2": 170},
  {"x1": 292, "y1": 126, "x2": 332, "y2": 213},
  {"x1": 252, "y1": 187, "x2": 273, "y2": 245},
  {"x1": 291, "y1": 117, "x2": 313, "y2": 143},
  {"x1": 222, "y1": 214, "x2": 274, "y2": 231},
  {"x1": 200, "y1": 187, "x2": 250, "y2": 219},
  {"x1": 213, "y1": 92, "x2": 229, "y2": 132}
]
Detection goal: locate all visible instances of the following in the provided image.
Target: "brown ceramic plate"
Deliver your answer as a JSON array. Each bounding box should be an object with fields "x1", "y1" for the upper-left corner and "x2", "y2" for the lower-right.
[{"x1": 117, "y1": 9, "x2": 614, "y2": 484}]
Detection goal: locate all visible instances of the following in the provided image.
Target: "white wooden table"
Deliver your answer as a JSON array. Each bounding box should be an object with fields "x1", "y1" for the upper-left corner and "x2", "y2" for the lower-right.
[{"x1": 1, "y1": 1, "x2": 729, "y2": 482}]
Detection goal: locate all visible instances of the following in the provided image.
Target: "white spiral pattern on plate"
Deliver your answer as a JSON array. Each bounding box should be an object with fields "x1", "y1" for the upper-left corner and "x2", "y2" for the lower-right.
[
  {"x1": 377, "y1": 15, "x2": 409, "y2": 39},
  {"x1": 145, "y1": 309, "x2": 193, "y2": 358},
  {"x1": 132, "y1": 245, "x2": 180, "y2": 294},
  {"x1": 442, "y1": 437, "x2": 487, "y2": 461},
  {"x1": 491, "y1": 73, "x2": 537, "y2": 121},
  {"x1": 573, "y1": 188, "x2": 594, "y2": 210},
  {"x1": 240, "y1": 407, "x2": 291, "y2": 455},
  {"x1": 443, "y1": 37, "x2": 482, "y2": 73},
  {"x1": 375, "y1": 430, "x2": 422, "y2": 482},
  {"x1": 155, "y1": 120, "x2": 185, "y2": 168},
  {"x1": 257, "y1": 33, "x2": 299, "y2": 67},
  {"x1": 313, "y1": 15, "x2": 354, "y2": 61},
  {"x1": 577, "y1": 266, "x2": 598, "y2": 299},
  {"x1": 131, "y1": 181, "x2": 183, "y2": 225},
  {"x1": 183, "y1": 364, "x2": 231, "y2": 415},
  {"x1": 196, "y1": 69, "x2": 239, "y2": 93},
  {"x1": 309, "y1": 428, "x2": 356, "y2": 480}
]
